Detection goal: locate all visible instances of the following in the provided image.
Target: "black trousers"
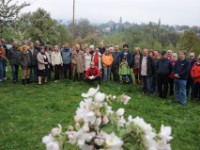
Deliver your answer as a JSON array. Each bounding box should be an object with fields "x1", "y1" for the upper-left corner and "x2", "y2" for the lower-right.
[
  {"x1": 168, "y1": 78, "x2": 174, "y2": 96},
  {"x1": 186, "y1": 78, "x2": 195, "y2": 98},
  {"x1": 157, "y1": 74, "x2": 169, "y2": 99},
  {"x1": 63, "y1": 63, "x2": 72, "y2": 80},
  {"x1": 111, "y1": 65, "x2": 120, "y2": 82},
  {"x1": 54, "y1": 65, "x2": 61, "y2": 80},
  {"x1": 85, "y1": 76, "x2": 101, "y2": 84},
  {"x1": 194, "y1": 82, "x2": 200, "y2": 99}
]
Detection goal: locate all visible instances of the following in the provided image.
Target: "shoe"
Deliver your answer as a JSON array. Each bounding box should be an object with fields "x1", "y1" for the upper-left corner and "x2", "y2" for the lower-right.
[
  {"x1": 26, "y1": 78, "x2": 30, "y2": 84},
  {"x1": 22, "y1": 79, "x2": 25, "y2": 85}
]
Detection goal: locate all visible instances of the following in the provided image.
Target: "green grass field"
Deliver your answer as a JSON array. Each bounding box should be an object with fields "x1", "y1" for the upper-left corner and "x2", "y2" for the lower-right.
[{"x1": 0, "y1": 78, "x2": 200, "y2": 150}]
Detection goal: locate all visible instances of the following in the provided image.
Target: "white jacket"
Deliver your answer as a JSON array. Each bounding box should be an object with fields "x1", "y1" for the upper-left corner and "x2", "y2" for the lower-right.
[{"x1": 51, "y1": 51, "x2": 63, "y2": 66}]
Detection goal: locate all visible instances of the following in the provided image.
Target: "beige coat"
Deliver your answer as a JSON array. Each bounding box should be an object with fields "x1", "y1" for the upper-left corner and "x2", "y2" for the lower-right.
[
  {"x1": 72, "y1": 50, "x2": 84, "y2": 73},
  {"x1": 37, "y1": 52, "x2": 51, "y2": 70}
]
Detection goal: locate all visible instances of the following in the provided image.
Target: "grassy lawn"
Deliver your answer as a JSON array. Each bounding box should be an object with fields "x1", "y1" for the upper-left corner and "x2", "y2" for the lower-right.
[{"x1": 0, "y1": 77, "x2": 200, "y2": 150}]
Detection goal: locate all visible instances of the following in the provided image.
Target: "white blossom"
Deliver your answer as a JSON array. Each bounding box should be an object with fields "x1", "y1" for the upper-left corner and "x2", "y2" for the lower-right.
[
  {"x1": 116, "y1": 108, "x2": 125, "y2": 117},
  {"x1": 95, "y1": 92, "x2": 106, "y2": 103}
]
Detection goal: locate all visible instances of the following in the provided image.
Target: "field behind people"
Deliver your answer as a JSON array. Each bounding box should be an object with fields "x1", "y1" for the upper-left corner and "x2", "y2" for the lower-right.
[{"x1": 0, "y1": 79, "x2": 200, "y2": 150}]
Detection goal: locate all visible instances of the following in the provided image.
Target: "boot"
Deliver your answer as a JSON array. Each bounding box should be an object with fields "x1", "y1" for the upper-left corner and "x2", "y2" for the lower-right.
[
  {"x1": 135, "y1": 79, "x2": 139, "y2": 85},
  {"x1": 38, "y1": 76, "x2": 42, "y2": 85},
  {"x1": 26, "y1": 78, "x2": 30, "y2": 84},
  {"x1": 22, "y1": 79, "x2": 25, "y2": 85}
]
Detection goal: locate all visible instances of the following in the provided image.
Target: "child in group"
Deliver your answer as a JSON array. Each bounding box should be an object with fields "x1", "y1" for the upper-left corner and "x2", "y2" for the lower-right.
[
  {"x1": 19, "y1": 45, "x2": 31, "y2": 84},
  {"x1": 119, "y1": 56, "x2": 132, "y2": 84}
]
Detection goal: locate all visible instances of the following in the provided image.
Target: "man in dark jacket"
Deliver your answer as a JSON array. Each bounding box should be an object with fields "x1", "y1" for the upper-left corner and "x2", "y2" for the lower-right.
[
  {"x1": 28, "y1": 42, "x2": 38, "y2": 82},
  {"x1": 174, "y1": 51, "x2": 190, "y2": 106},
  {"x1": 7, "y1": 41, "x2": 20, "y2": 83},
  {"x1": 140, "y1": 49, "x2": 155, "y2": 94},
  {"x1": 156, "y1": 51, "x2": 172, "y2": 99},
  {"x1": 186, "y1": 52, "x2": 196, "y2": 99},
  {"x1": 111, "y1": 45, "x2": 121, "y2": 82},
  {"x1": 118, "y1": 44, "x2": 133, "y2": 84}
]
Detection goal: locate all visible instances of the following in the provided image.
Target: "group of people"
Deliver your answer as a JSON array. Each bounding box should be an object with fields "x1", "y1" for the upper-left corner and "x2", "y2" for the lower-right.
[{"x1": 0, "y1": 38, "x2": 200, "y2": 106}]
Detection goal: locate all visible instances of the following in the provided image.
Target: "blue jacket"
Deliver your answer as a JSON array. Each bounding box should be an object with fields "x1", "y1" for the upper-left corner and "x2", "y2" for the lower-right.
[
  {"x1": 112, "y1": 51, "x2": 121, "y2": 66},
  {"x1": 61, "y1": 48, "x2": 72, "y2": 64},
  {"x1": 118, "y1": 51, "x2": 133, "y2": 67},
  {"x1": 174, "y1": 59, "x2": 190, "y2": 80},
  {"x1": 156, "y1": 59, "x2": 172, "y2": 75}
]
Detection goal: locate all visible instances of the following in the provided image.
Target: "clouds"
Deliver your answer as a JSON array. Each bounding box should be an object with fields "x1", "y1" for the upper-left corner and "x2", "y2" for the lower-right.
[{"x1": 22, "y1": 0, "x2": 200, "y2": 26}]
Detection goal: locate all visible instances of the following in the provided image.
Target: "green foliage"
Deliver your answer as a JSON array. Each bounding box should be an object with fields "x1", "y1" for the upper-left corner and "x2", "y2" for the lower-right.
[
  {"x1": 0, "y1": 0, "x2": 30, "y2": 38},
  {"x1": 13, "y1": 8, "x2": 69, "y2": 45},
  {"x1": 176, "y1": 30, "x2": 200, "y2": 53}
]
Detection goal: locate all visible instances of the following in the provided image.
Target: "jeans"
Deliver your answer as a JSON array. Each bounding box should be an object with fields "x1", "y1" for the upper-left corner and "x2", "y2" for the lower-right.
[
  {"x1": 103, "y1": 66, "x2": 111, "y2": 81},
  {"x1": 174, "y1": 79, "x2": 187, "y2": 105},
  {"x1": 141, "y1": 76, "x2": 153, "y2": 94},
  {"x1": 30, "y1": 65, "x2": 38, "y2": 82},
  {"x1": 63, "y1": 63, "x2": 72, "y2": 80},
  {"x1": 11, "y1": 65, "x2": 19, "y2": 81}
]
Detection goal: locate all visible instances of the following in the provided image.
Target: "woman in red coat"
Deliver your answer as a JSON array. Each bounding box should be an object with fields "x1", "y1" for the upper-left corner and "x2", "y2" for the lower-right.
[{"x1": 191, "y1": 55, "x2": 200, "y2": 100}]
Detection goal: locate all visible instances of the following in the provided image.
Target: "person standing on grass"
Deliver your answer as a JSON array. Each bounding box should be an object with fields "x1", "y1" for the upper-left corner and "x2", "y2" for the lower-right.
[
  {"x1": 167, "y1": 50, "x2": 173, "y2": 60},
  {"x1": 45, "y1": 45, "x2": 53, "y2": 81},
  {"x1": 72, "y1": 44, "x2": 84, "y2": 81},
  {"x1": 156, "y1": 51, "x2": 172, "y2": 99},
  {"x1": 0, "y1": 45, "x2": 6, "y2": 83},
  {"x1": 153, "y1": 50, "x2": 160, "y2": 93},
  {"x1": 89, "y1": 45, "x2": 95, "y2": 55},
  {"x1": 99, "y1": 42, "x2": 106, "y2": 55},
  {"x1": 92, "y1": 48, "x2": 102, "y2": 70},
  {"x1": 51, "y1": 45, "x2": 63, "y2": 82},
  {"x1": 186, "y1": 52, "x2": 196, "y2": 99},
  {"x1": 190, "y1": 55, "x2": 200, "y2": 100},
  {"x1": 28, "y1": 42, "x2": 38, "y2": 83},
  {"x1": 118, "y1": 44, "x2": 133, "y2": 85},
  {"x1": 34, "y1": 40, "x2": 41, "y2": 52},
  {"x1": 133, "y1": 47, "x2": 142, "y2": 85},
  {"x1": 19, "y1": 45, "x2": 31, "y2": 84},
  {"x1": 85, "y1": 62, "x2": 101, "y2": 85},
  {"x1": 119, "y1": 56, "x2": 132, "y2": 84},
  {"x1": 1, "y1": 39, "x2": 8, "y2": 81},
  {"x1": 173, "y1": 51, "x2": 190, "y2": 106},
  {"x1": 102, "y1": 48, "x2": 113, "y2": 81},
  {"x1": 84, "y1": 49, "x2": 92, "y2": 73},
  {"x1": 111, "y1": 45, "x2": 121, "y2": 82},
  {"x1": 37, "y1": 47, "x2": 51, "y2": 85},
  {"x1": 61, "y1": 43, "x2": 72, "y2": 80},
  {"x1": 7, "y1": 41, "x2": 20, "y2": 84},
  {"x1": 168, "y1": 53, "x2": 178, "y2": 96},
  {"x1": 140, "y1": 49, "x2": 155, "y2": 94}
]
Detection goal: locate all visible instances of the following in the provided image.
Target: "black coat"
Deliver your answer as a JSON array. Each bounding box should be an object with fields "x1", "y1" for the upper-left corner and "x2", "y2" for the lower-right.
[{"x1": 139, "y1": 55, "x2": 155, "y2": 76}]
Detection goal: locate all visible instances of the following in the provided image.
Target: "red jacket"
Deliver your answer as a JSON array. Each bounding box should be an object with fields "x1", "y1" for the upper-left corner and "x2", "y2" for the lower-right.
[
  {"x1": 168, "y1": 61, "x2": 176, "y2": 78},
  {"x1": 191, "y1": 62, "x2": 200, "y2": 83},
  {"x1": 85, "y1": 66, "x2": 101, "y2": 78}
]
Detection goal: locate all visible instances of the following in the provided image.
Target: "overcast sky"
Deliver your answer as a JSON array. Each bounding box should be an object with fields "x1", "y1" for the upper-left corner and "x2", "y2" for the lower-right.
[{"x1": 22, "y1": 0, "x2": 200, "y2": 26}]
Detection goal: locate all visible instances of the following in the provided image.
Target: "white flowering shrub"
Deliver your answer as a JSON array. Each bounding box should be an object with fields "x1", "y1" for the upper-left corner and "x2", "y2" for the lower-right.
[{"x1": 43, "y1": 86, "x2": 173, "y2": 150}]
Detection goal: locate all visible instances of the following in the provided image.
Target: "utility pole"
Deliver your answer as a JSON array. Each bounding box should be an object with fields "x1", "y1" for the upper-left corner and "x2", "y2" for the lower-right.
[{"x1": 72, "y1": 0, "x2": 75, "y2": 41}]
